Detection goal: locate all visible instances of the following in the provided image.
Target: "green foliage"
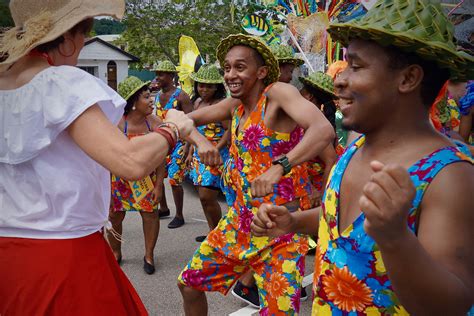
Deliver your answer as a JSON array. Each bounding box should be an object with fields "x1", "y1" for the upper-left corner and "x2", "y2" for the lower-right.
[
  {"x1": 120, "y1": 0, "x2": 250, "y2": 69},
  {"x1": 93, "y1": 18, "x2": 125, "y2": 35},
  {"x1": 0, "y1": 0, "x2": 13, "y2": 27}
]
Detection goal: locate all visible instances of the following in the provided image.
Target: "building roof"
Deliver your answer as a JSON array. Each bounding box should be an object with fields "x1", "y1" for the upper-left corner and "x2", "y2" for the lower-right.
[{"x1": 83, "y1": 37, "x2": 139, "y2": 62}]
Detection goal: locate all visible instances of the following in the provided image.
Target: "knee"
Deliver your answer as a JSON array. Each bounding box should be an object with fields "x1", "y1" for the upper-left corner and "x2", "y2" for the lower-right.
[{"x1": 178, "y1": 282, "x2": 201, "y2": 301}]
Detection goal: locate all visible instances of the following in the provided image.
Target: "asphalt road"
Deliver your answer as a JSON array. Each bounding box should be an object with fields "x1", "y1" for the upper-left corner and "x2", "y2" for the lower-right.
[{"x1": 118, "y1": 181, "x2": 315, "y2": 315}]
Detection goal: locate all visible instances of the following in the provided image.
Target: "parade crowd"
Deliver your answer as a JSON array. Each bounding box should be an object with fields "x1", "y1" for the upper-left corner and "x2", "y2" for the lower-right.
[{"x1": 0, "y1": 0, "x2": 473, "y2": 315}]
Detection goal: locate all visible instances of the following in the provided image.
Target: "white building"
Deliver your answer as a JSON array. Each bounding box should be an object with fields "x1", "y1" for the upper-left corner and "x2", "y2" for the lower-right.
[{"x1": 77, "y1": 37, "x2": 139, "y2": 91}]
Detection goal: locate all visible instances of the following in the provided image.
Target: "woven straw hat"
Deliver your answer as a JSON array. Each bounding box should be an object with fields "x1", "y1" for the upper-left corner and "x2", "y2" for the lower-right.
[
  {"x1": 327, "y1": 0, "x2": 474, "y2": 81},
  {"x1": 216, "y1": 33, "x2": 280, "y2": 86},
  {"x1": 270, "y1": 45, "x2": 304, "y2": 66},
  {"x1": 118, "y1": 76, "x2": 150, "y2": 101},
  {"x1": 299, "y1": 72, "x2": 336, "y2": 99},
  {"x1": 153, "y1": 60, "x2": 178, "y2": 73},
  {"x1": 189, "y1": 64, "x2": 224, "y2": 84},
  {"x1": 0, "y1": 0, "x2": 124, "y2": 72}
]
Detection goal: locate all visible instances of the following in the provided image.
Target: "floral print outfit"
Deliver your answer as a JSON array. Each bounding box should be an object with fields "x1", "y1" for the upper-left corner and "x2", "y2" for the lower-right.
[
  {"x1": 179, "y1": 85, "x2": 312, "y2": 315},
  {"x1": 312, "y1": 136, "x2": 473, "y2": 315},
  {"x1": 188, "y1": 121, "x2": 229, "y2": 190},
  {"x1": 111, "y1": 120, "x2": 157, "y2": 213},
  {"x1": 155, "y1": 88, "x2": 187, "y2": 186}
]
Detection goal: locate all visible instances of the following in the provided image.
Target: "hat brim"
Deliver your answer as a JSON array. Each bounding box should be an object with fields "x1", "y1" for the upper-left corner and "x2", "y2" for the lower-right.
[
  {"x1": 124, "y1": 81, "x2": 151, "y2": 101},
  {"x1": 216, "y1": 34, "x2": 280, "y2": 86},
  {"x1": 328, "y1": 23, "x2": 474, "y2": 81},
  {"x1": 278, "y1": 58, "x2": 304, "y2": 67},
  {"x1": 299, "y1": 76, "x2": 336, "y2": 99},
  {"x1": 189, "y1": 72, "x2": 224, "y2": 84},
  {"x1": 0, "y1": 0, "x2": 124, "y2": 72}
]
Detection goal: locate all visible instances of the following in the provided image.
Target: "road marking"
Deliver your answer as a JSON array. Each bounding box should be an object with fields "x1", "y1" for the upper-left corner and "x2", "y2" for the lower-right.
[
  {"x1": 229, "y1": 306, "x2": 258, "y2": 316},
  {"x1": 190, "y1": 217, "x2": 208, "y2": 223},
  {"x1": 229, "y1": 273, "x2": 314, "y2": 316},
  {"x1": 302, "y1": 273, "x2": 314, "y2": 288}
]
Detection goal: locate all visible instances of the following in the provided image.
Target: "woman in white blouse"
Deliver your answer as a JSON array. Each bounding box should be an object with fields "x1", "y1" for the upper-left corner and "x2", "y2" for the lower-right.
[{"x1": 0, "y1": 0, "x2": 193, "y2": 314}]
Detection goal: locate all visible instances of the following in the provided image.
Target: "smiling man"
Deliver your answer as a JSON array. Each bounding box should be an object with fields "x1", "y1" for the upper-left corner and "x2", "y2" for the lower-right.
[
  {"x1": 177, "y1": 34, "x2": 334, "y2": 315},
  {"x1": 251, "y1": 0, "x2": 474, "y2": 315}
]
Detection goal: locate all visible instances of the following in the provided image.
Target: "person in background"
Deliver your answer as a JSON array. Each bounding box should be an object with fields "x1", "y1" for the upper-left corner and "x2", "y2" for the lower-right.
[
  {"x1": 108, "y1": 76, "x2": 163, "y2": 275},
  {"x1": 153, "y1": 60, "x2": 194, "y2": 229},
  {"x1": 187, "y1": 64, "x2": 230, "y2": 242},
  {"x1": 270, "y1": 44, "x2": 304, "y2": 84},
  {"x1": 0, "y1": 0, "x2": 193, "y2": 314}
]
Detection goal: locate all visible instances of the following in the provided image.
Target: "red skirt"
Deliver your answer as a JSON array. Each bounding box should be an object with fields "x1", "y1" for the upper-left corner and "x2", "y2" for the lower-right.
[{"x1": 0, "y1": 232, "x2": 148, "y2": 316}]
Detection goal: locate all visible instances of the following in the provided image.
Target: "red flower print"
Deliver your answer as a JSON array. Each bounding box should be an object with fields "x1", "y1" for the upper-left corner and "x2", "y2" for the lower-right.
[
  {"x1": 181, "y1": 269, "x2": 206, "y2": 287},
  {"x1": 242, "y1": 124, "x2": 265, "y2": 151},
  {"x1": 278, "y1": 178, "x2": 295, "y2": 201},
  {"x1": 239, "y1": 207, "x2": 254, "y2": 233},
  {"x1": 272, "y1": 141, "x2": 293, "y2": 157}
]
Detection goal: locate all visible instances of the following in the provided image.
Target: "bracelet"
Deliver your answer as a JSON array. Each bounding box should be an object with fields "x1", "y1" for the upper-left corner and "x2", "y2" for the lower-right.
[
  {"x1": 154, "y1": 127, "x2": 177, "y2": 155},
  {"x1": 159, "y1": 122, "x2": 180, "y2": 140}
]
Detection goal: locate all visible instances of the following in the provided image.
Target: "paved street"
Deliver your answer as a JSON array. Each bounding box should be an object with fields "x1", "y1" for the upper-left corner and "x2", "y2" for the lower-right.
[{"x1": 118, "y1": 181, "x2": 315, "y2": 315}]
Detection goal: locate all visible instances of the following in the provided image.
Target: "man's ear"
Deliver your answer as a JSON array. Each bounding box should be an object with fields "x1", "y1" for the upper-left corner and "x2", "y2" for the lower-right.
[
  {"x1": 257, "y1": 66, "x2": 269, "y2": 81},
  {"x1": 398, "y1": 64, "x2": 424, "y2": 94}
]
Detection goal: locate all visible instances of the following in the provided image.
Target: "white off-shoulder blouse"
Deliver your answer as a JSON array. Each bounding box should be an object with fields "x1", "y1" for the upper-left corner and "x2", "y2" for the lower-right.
[{"x1": 0, "y1": 66, "x2": 125, "y2": 239}]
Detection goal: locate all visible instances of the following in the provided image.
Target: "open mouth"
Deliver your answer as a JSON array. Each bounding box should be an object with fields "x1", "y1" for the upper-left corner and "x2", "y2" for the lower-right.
[
  {"x1": 227, "y1": 83, "x2": 242, "y2": 92},
  {"x1": 338, "y1": 97, "x2": 353, "y2": 114}
]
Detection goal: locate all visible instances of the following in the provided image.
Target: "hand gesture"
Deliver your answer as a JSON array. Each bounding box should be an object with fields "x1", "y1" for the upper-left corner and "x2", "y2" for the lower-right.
[
  {"x1": 164, "y1": 109, "x2": 194, "y2": 138},
  {"x1": 251, "y1": 203, "x2": 294, "y2": 237},
  {"x1": 197, "y1": 140, "x2": 222, "y2": 167},
  {"x1": 251, "y1": 164, "x2": 284, "y2": 197},
  {"x1": 359, "y1": 161, "x2": 416, "y2": 249}
]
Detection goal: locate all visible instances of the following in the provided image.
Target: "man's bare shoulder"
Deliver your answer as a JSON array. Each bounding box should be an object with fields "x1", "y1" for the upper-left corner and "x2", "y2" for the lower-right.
[{"x1": 420, "y1": 159, "x2": 473, "y2": 224}]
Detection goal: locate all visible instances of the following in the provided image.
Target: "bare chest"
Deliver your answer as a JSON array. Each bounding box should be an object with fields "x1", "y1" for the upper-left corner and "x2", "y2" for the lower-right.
[{"x1": 338, "y1": 155, "x2": 373, "y2": 233}]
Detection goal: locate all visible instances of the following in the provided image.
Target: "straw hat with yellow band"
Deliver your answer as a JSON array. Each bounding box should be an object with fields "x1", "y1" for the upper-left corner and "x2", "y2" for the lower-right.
[
  {"x1": 216, "y1": 33, "x2": 280, "y2": 86},
  {"x1": 189, "y1": 64, "x2": 224, "y2": 84},
  {"x1": 0, "y1": 0, "x2": 124, "y2": 72},
  {"x1": 118, "y1": 76, "x2": 150, "y2": 101},
  {"x1": 299, "y1": 71, "x2": 337, "y2": 99},
  {"x1": 152, "y1": 60, "x2": 178, "y2": 73},
  {"x1": 270, "y1": 45, "x2": 304, "y2": 67},
  {"x1": 327, "y1": 0, "x2": 474, "y2": 81}
]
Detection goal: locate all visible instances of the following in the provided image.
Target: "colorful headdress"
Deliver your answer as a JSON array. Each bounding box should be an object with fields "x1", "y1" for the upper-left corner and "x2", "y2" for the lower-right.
[
  {"x1": 216, "y1": 33, "x2": 280, "y2": 86},
  {"x1": 299, "y1": 71, "x2": 336, "y2": 99},
  {"x1": 327, "y1": 0, "x2": 474, "y2": 81},
  {"x1": 189, "y1": 64, "x2": 224, "y2": 84},
  {"x1": 0, "y1": 0, "x2": 124, "y2": 72},
  {"x1": 118, "y1": 76, "x2": 150, "y2": 101}
]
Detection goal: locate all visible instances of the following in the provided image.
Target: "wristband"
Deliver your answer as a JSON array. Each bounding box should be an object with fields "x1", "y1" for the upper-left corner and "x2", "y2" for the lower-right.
[
  {"x1": 154, "y1": 127, "x2": 176, "y2": 155},
  {"x1": 159, "y1": 122, "x2": 180, "y2": 140},
  {"x1": 272, "y1": 155, "x2": 292, "y2": 175}
]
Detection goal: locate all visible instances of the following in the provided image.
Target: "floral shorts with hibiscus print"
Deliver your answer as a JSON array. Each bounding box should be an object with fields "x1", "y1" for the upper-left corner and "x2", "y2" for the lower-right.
[{"x1": 178, "y1": 205, "x2": 309, "y2": 315}]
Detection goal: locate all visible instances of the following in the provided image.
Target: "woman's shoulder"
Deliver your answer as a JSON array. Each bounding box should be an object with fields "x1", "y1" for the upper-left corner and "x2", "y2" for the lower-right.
[{"x1": 147, "y1": 114, "x2": 162, "y2": 128}]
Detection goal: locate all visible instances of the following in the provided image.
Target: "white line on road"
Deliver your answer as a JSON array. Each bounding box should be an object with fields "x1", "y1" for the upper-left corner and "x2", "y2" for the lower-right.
[
  {"x1": 229, "y1": 273, "x2": 314, "y2": 316},
  {"x1": 190, "y1": 218, "x2": 208, "y2": 223},
  {"x1": 229, "y1": 306, "x2": 258, "y2": 316}
]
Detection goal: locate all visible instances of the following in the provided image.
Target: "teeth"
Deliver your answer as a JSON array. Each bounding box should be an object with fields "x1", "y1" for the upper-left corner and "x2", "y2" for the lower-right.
[{"x1": 228, "y1": 83, "x2": 241, "y2": 88}]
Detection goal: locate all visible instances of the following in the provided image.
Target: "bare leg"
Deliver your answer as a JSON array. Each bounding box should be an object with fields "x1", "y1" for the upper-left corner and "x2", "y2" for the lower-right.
[
  {"x1": 171, "y1": 185, "x2": 184, "y2": 219},
  {"x1": 139, "y1": 210, "x2": 159, "y2": 264},
  {"x1": 107, "y1": 210, "x2": 126, "y2": 261},
  {"x1": 159, "y1": 183, "x2": 170, "y2": 213},
  {"x1": 197, "y1": 186, "x2": 222, "y2": 230},
  {"x1": 178, "y1": 283, "x2": 208, "y2": 316}
]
